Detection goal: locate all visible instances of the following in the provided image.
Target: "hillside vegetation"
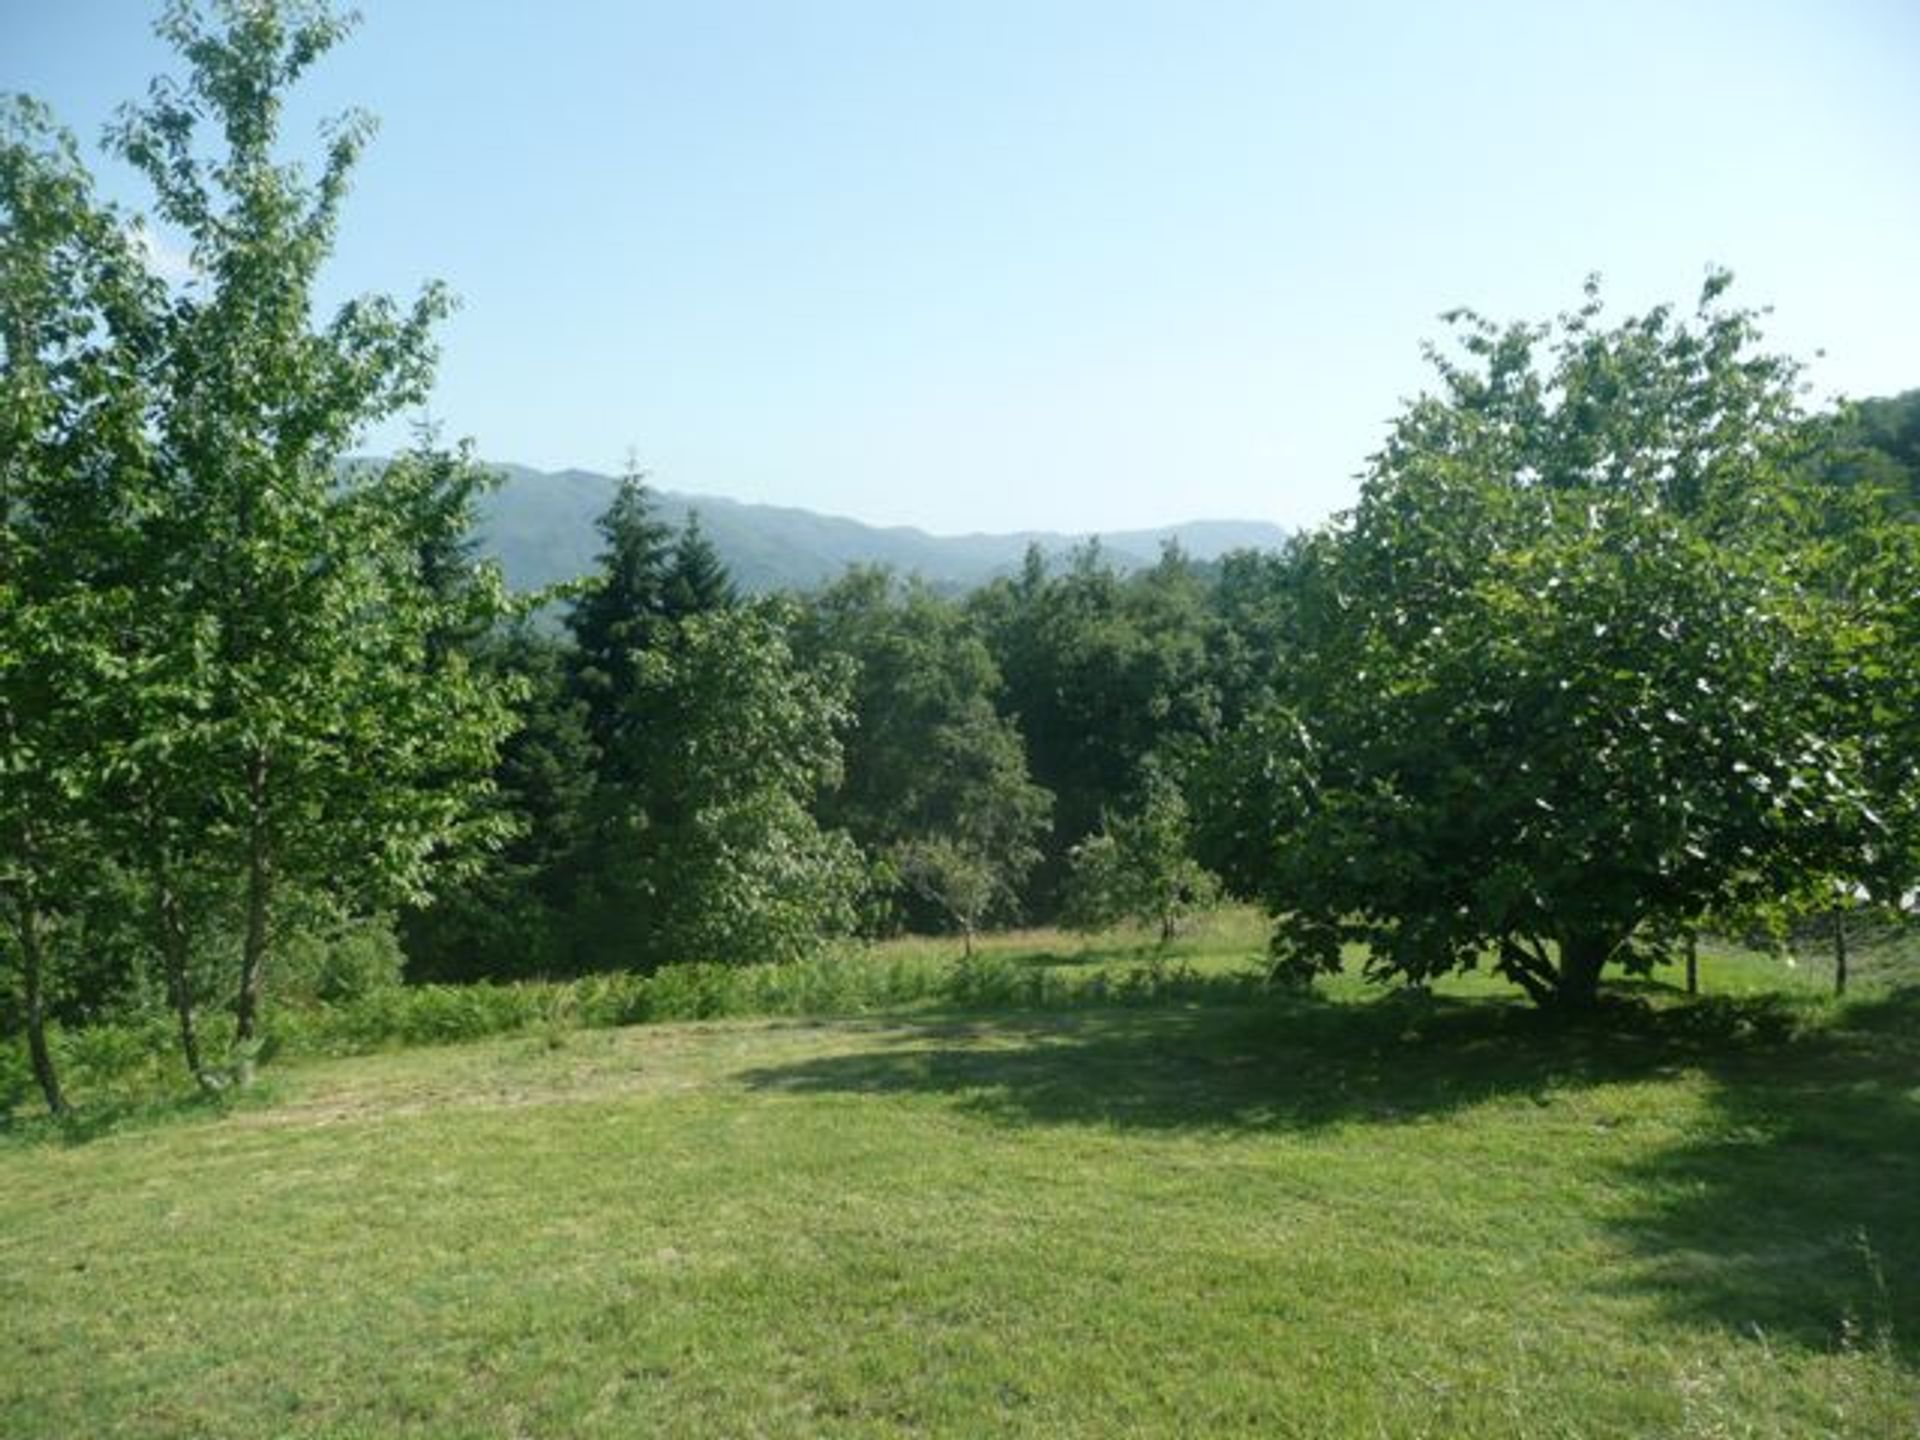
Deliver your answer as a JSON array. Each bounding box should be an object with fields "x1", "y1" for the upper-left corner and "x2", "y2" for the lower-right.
[{"x1": 473, "y1": 462, "x2": 1289, "y2": 594}]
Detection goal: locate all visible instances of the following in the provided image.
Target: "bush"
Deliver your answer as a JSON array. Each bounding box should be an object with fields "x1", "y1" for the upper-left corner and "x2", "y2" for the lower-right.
[
  {"x1": 274, "y1": 916, "x2": 407, "y2": 1005},
  {"x1": 0, "y1": 1042, "x2": 33, "y2": 1115}
]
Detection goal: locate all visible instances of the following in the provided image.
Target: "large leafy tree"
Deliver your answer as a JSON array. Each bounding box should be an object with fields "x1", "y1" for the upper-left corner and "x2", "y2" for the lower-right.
[
  {"x1": 612, "y1": 604, "x2": 863, "y2": 968},
  {"x1": 796, "y1": 567, "x2": 1051, "y2": 940},
  {"x1": 0, "y1": 100, "x2": 161, "y2": 1114},
  {"x1": 971, "y1": 542, "x2": 1214, "y2": 913},
  {"x1": 1253, "y1": 275, "x2": 1882, "y2": 1009},
  {"x1": 98, "y1": 0, "x2": 516, "y2": 1069}
]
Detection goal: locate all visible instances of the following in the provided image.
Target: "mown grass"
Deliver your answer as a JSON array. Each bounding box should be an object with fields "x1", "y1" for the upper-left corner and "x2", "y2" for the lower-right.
[{"x1": 1, "y1": 919, "x2": 1915, "y2": 1437}]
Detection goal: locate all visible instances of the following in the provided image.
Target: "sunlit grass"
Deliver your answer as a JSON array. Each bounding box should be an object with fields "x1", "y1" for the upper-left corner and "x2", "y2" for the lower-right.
[{"x1": 1, "y1": 918, "x2": 1914, "y2": 1437}]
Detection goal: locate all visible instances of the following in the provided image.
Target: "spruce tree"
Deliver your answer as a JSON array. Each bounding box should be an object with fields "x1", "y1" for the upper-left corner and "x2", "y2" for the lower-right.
[
  {"x1": 661, "y1": 511, "x2": 738, "y2": 620},
  {"x1": 566, "y1": 467, "x2": 674, "y2": 760}
]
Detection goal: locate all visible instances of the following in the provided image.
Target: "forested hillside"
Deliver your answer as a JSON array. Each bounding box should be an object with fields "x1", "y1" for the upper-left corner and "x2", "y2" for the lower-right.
[{"x1": 470, "y1": 461, "x2": 1290, "y2": 594}]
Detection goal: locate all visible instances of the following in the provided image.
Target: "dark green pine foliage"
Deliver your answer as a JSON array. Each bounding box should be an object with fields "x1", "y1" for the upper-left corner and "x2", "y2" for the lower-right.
[
  {"x1": 566, "y1": 467, "x2": 675, "y2": 761},
  {"x1": 661, "y1": 510, "x2": 738, "y2": 620},
  {"x1": 401, "y1": 623, "x2": 597, "y2": 981},
  {"x1": 412, "y1": 482, "x2": 733, "y2": 978},
  {"x1": 411, "y1": 494, "x2": 747, "y2": 978},
  {"x1": 555, "y1": 472, "x2": 672, "y2": 966},
  {"x1": 565, "y1": 480, "x2": 764, "y2": 969}
]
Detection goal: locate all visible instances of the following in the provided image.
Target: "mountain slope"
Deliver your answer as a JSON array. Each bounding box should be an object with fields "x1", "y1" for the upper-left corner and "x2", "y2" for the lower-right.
[{"x1": 476, "y1": 463, "x2": 1289, "y2": 594}]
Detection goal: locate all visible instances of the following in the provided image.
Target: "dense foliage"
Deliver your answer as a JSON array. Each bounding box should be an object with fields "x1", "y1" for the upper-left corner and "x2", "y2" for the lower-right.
[
  {"x1": 1232, "y1": 278, "x2": 1917, "y2": 1006},
  {"x1": 7, "y1": 2, "x2": 1919, "y2": 1120},
  {"x1": 2, "y1": 2, "x2": 518, "y2": 1102}
]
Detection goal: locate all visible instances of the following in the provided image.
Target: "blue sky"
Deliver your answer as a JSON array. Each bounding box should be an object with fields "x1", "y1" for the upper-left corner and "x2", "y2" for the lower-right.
[{"x1": 9, "y1": 1, "x2": 1918, "y2": 533}]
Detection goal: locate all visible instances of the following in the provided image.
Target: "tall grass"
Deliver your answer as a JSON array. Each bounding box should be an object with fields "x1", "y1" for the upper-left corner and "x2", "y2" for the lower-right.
[
  {"x1": 3, "y1": 938, "x2": 1270, "y2": 1113},
  {"x1": 11, "y1": 903, "x2": 1902, "y2": 1121}
]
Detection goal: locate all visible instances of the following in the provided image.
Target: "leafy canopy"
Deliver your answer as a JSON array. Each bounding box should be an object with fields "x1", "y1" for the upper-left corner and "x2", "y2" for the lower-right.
[{"x1": 1253, "y1": 274, "x2": 1887, "y2": 1007}]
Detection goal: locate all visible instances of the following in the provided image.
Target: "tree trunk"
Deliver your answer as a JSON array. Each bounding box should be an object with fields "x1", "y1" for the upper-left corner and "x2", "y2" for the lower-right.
[
  {"x1": 155, "y1": 876, "x2": 208, "y2": 1087},
  {"x1": 1833, "y1": 904, "x2": 1848, "y2": 998},
  {"x1": 1685, "y1": 933, "x2": 1699, "y2": 996},
  {"x1": 1497, "y1": 936, "x2": 1557, "y2": 1007},
  {"x1": 11, "y1": 890, "x2": 69, "y2": 1119},
  {"x1": 961, "y1": 921, "x2": 974, "y2": 959},
  {"x1": 1554, "y1": 930, "x2": 1611, "y2": 1011},
  {"x1": 232, "y1": 747, "x2": 273, "y2": 1078}
]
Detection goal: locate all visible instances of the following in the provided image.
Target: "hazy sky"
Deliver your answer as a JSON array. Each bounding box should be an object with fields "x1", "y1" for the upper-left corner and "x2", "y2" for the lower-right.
[{"x1": 9, "y1": 1, "x2": 1918, "y2": 533}]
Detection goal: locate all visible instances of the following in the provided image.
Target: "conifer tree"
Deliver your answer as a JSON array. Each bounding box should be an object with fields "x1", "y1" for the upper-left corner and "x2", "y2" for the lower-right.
[
  {"x1": 566, "y1": 466, "x2": 674, "y2": 761},
  {"x1": 662, "y1": 510, "x2": 738, "y2": 620}
]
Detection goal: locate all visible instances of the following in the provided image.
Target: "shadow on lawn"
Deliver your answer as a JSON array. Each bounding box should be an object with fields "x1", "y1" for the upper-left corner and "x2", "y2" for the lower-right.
[
  {"x1": 996, "y1": 932, "x2": 1255, "y2": 972},
  {"x1": 1604, "y1": 985, "x2": 1920, "y2": 1363},
  {"x1": 742, "y1": 984, "x2": 1920, "y2": 1366},
  {"x1": 0, "y1": 1082, "x2": 253, "y2": 1149},
  {"x1": 743, "y1": 986, "x2": 1803, "y2": 1135}
]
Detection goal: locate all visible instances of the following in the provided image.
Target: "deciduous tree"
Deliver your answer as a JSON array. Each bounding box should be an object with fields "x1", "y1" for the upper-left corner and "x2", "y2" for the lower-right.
[
  {"x1": 104, "y1": 0, "x2": 516, "y2": 1071},
  {"x1": 1250, "y1": 276, "x2": 1878, "y2": 1009},
  {"x1": 612, "y1": 604, "x2": 863, "y2": 967},
  {"x1": 797, "y1": 568, "x2": 1051, "y2": 940},
  {"x1": 1064, "y1": 760, "x2": 1220, "y2": 943},
  {"x1": 0, "y1": 99, "x2": 160, "y2": 1113}
]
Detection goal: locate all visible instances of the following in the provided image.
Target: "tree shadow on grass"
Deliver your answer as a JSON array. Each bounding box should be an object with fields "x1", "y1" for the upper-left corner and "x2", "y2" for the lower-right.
[
  {"x1": 0, "y1": 1083, "x2": 259, "y2": 1149},
  {"x1": 740, "y1": 986, "x2": 1804, "y2": 1136},
  {"x1": 741, "y1": 985, "x2": 1918, "y2": 1366},
  {"x1": 998, "y1": 941, "x2": 1148, "y2": 971},
  {"x1": 1602, "y1": 985, "x2": 1920, "y2": 1364}
]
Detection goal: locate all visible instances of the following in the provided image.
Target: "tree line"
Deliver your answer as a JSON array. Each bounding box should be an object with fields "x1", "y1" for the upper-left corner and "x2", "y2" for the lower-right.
[{"x1": 5, "y1": 1, "x2": 1917, "y2": 1117}]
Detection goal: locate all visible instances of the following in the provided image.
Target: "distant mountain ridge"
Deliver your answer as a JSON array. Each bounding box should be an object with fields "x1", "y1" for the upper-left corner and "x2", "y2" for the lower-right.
[{"x1": 473, "y1": 462, "x2": 1290, "y2": 594}]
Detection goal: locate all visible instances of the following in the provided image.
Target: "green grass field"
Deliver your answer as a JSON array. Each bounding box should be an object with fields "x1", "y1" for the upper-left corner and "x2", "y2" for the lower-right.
[{"x1": 3, "y1": 919, "x2": 1916, "y2": 1437}]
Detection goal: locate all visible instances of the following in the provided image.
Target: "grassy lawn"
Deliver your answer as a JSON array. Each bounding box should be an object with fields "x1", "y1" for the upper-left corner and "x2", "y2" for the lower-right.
[{"x1": 1, "y1": 927, "x2": 1915, "y2": 1437}]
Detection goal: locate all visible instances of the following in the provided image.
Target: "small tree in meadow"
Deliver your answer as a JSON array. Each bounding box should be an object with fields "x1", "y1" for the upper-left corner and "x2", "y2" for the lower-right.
[{"x1": 1064, "y1": 763, "x2": 1220, "y2": 943}]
